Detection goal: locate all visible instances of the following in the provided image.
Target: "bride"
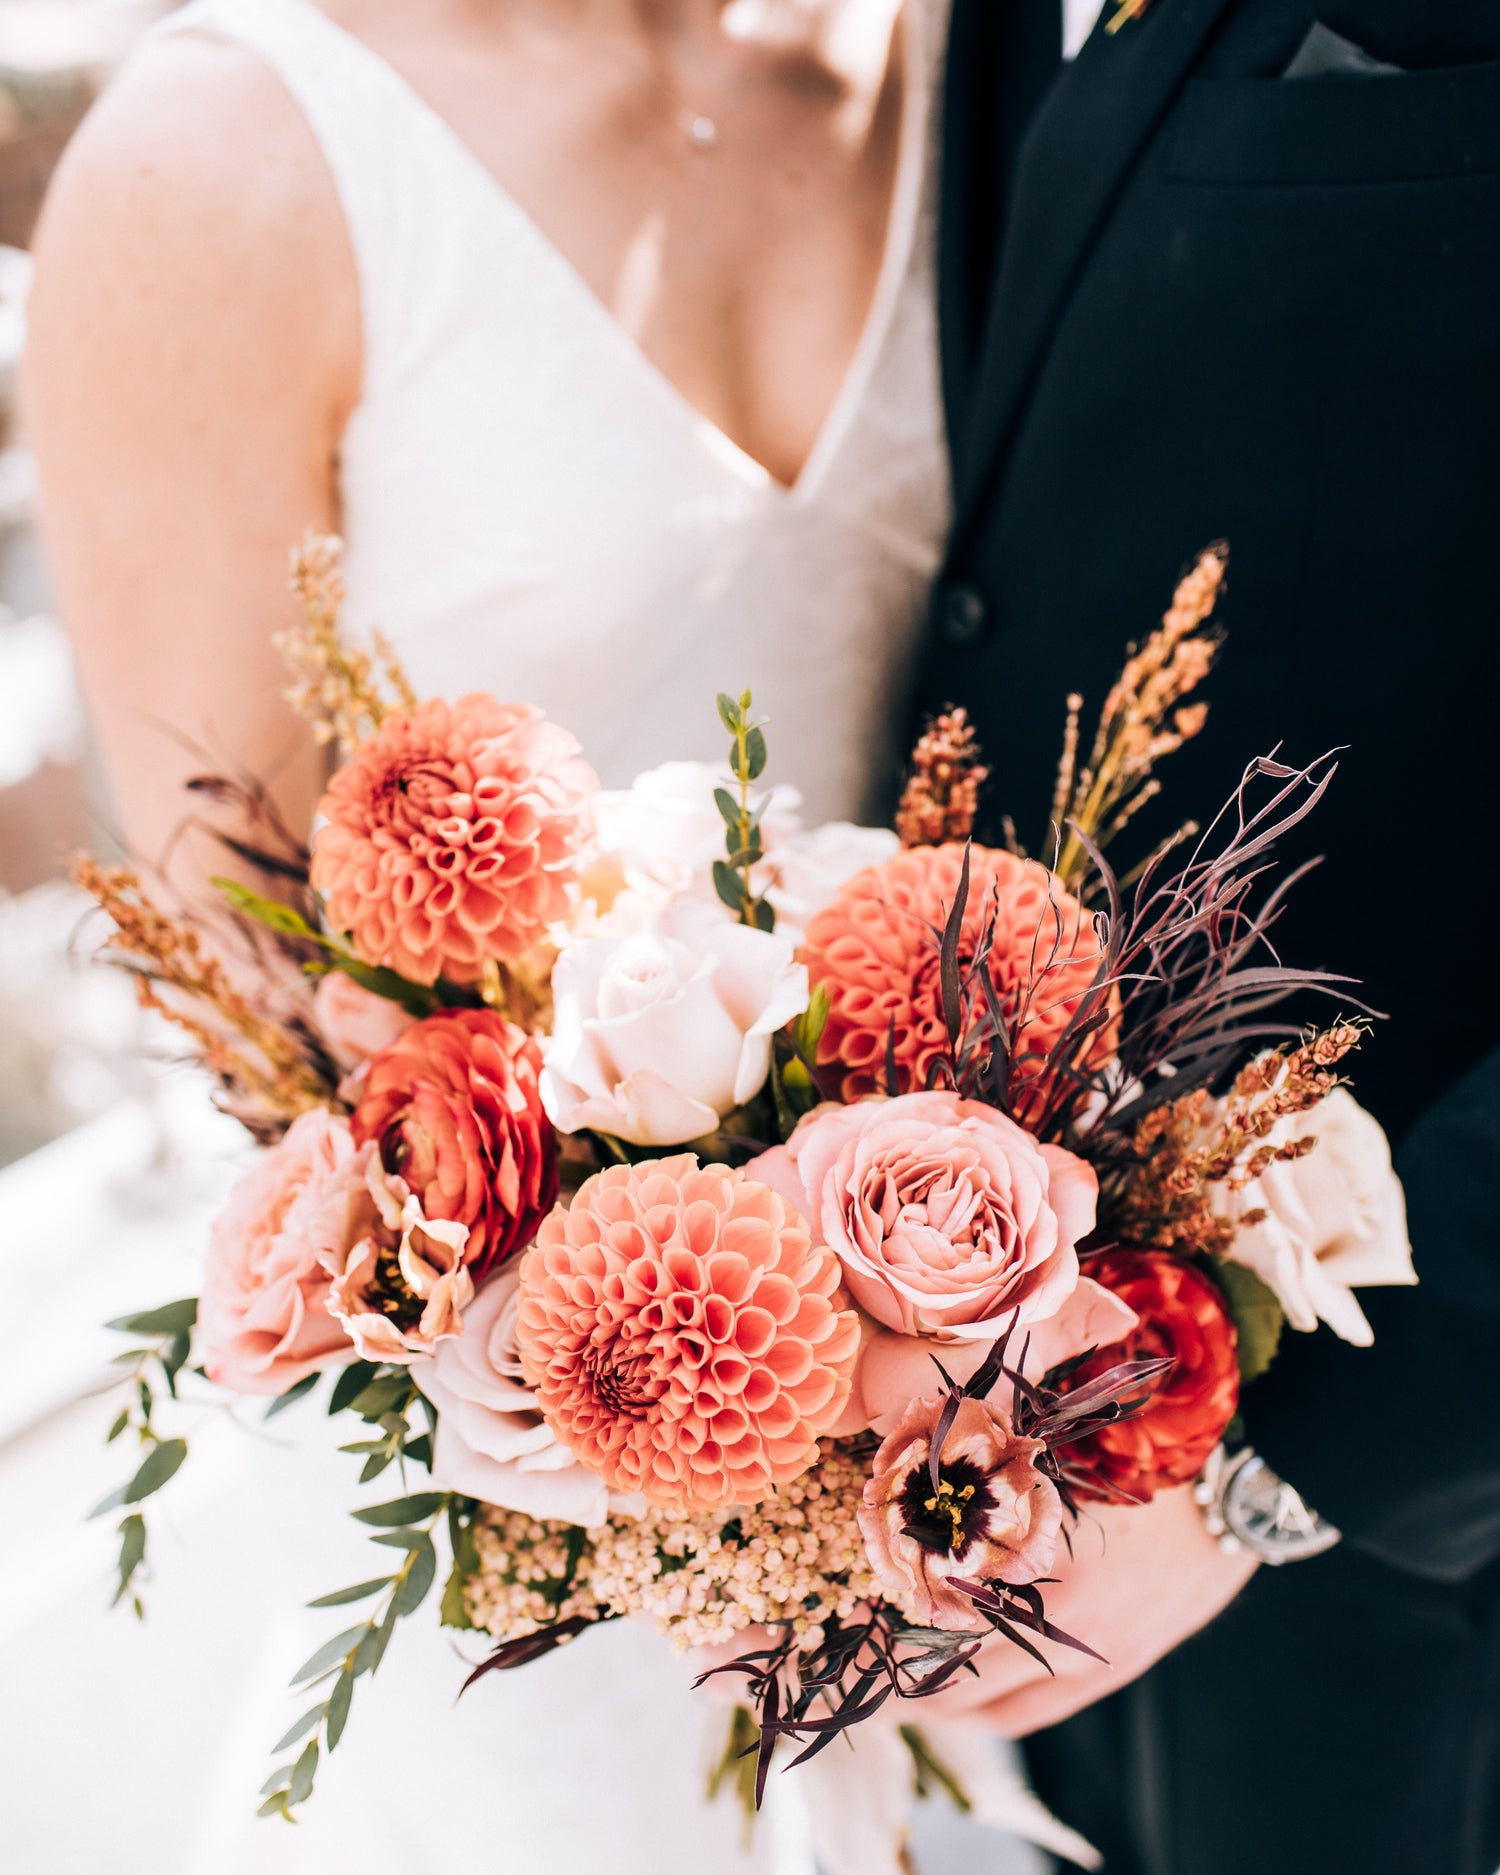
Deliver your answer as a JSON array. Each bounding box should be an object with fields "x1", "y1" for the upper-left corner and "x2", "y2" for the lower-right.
[{"x1": 22, "y1": 0, "x2": 951, "y2": 1869}]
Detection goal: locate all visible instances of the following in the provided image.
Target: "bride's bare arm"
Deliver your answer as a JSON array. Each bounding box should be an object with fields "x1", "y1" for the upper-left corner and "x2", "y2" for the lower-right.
[{"x1": 23, "y1": 34, "x2": 361, "y2": 869}]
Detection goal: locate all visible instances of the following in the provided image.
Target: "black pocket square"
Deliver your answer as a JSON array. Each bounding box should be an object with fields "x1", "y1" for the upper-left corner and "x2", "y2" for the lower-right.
[{"x1": 1282, "y1": 22, "x2": 1403, "y2": 79}]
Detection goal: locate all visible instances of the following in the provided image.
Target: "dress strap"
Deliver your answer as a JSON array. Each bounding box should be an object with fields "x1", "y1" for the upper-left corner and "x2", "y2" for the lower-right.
[{"x1": 144, "y1": 0, "x2": 466, "y2": 389}]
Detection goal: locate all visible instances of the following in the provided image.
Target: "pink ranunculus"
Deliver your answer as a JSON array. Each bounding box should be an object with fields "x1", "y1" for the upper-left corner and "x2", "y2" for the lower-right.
[
  {"x1": 198, "y1": 1108, "x2": 361, "y2": 1394},
  {"x1": 323, "y1": 1153, "x2": 474, "y2": 1363},
  {"x1": 312, "y1": 970, "x2": 416, "y2": 1075},
  {"x1": 760, "y1": 1092, "x2": 1096, "y2": 1343},
  {"x1": 859, "y1": 1394, "x2": 1063, "y2": 1632},
  {"x1": 421, "y1": 1263, "x2": 613, "y2": 1525}
]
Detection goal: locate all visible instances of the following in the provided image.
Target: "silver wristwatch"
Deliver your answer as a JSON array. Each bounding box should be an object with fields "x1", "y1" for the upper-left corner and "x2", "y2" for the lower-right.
[{"x1": 1195, "y1": 1444, "x2": 1341, "y2": 1565}]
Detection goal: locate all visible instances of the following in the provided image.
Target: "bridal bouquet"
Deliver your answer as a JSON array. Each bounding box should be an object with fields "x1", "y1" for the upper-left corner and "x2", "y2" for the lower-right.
[{"x1": 82, "y1": 542, "x2": 1413, "y2": 1838}]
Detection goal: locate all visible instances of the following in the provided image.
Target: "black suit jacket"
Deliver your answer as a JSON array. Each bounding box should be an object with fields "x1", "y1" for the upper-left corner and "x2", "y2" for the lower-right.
[{"x1": 915, "y1": 3, "x2": 1500, "y2": 1867}]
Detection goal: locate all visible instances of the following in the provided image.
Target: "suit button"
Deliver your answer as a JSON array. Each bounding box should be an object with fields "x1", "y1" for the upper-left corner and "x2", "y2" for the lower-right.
[{"x1": 937, "y1": 579, "x2": 991, "y2": 646}]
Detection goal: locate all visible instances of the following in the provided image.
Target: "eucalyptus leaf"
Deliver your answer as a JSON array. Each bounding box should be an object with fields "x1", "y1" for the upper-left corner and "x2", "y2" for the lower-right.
[
  {"x1": 287, "y1": 1739, "x2": 319, "y2": 1806},
  {"x1": 352, "y1": 1492, "x2": 443, "y2": 1527},
  {"x1": 256, "y1": 1794, "x2": 291, "y2": 1821},
  {"x1": 114, "y1": 1513, "x2": 146, "y2": 1596},
  {"x1": 359, "y1": 1452, "x2": 393, "y2": 1484},
  {"x1": 396, "y1": 1536, "x2": 437, "y2": 1615},
  {"x1": 752, "y1": 899, "x2": 776, "y2": 934},
  {"x1": 325, "y1": 1666, "x2": 355, "y2": 1751},
  {"x1": 259, "y1": 1765, "x2": 295, "y2": 1798},
  {"x1": 369, "y1": 1528, "x2": 432, "y2": 1551},
  {"x1": 306, "y1": 1576, "x2": 394, "y2": 1609},
  {"x1": 743, "y1": 726, "x2": 767, "y2": 781},
  {"x1": 270, "y1": 1705, "x2": 327, "y2": 1755},
  {"x1": 328, "y1": 1361, "x2": 379, "y2": 1416},
  {"x1": 716, "y1": 693, "x2": 743, "y2": 734},
  {"x1": 122, "y1": 1438, "x2": 187, "y2": 1504},
  {"x1": 106, "y1": 1408, "x2": 130, "y2": 1444},
  {"x1": 367, "y1": 1597, "x2": 400, "y2": 1675},
  {"x1": 289, "y1": 1626, "x2": 365, "y2": 1687},
  {"x1": 713, "y1": 787, "x2": 740, "y2": 829},
  {"x1": 265, "y1": 1372, "x2": 320, "y2": 1419},
  {"x1": 106, "y1": 1297, "x2": 197, "y2": 1338},
  {"x1": 403, "y1": 1433, "x2": 433, "y2": 1470},
  {"x1": 711, "y1": 860, "x2": 744, "y2": 913}
]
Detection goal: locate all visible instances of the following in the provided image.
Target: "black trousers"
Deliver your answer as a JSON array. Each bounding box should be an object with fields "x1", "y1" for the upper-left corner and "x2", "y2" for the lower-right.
[{"x1": 1024, "y1": 1547, "x2": 1500, "y2": 1875}]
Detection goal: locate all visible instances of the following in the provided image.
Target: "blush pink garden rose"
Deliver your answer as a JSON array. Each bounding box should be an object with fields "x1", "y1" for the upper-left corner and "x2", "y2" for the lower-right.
[
  {"x1": 421, "y1": 1263, "x2": 616, "y2": 1525},
  {"x1": 516, "y1": 1156, "x2": 860, "y2": 1510},
  {"x1": 312, "y1": 970, "x2": 416, "y2": 1075},
  {"x1": 198, "y1": 1108, "x2": 360, "y2": 1394},
  {"x1": 755, "y1": 1092, "x2": 1096, "y2": 1343},
  {"x1": 322, "y1": 1153, "x2": 474, "y2": 1363},
  {"x1": 859, "y1": 1394, "x2": 1063, "y2": 1633},
  {"x1": 541, "y1": 897, "x2": 809, "y2": 1147},
  {"x1": 311, "y1": 695, "x2": 598, "y2": 986},
  {"x1": 843, "y1": 1274, "x2": 1140, "y2": 1437}
]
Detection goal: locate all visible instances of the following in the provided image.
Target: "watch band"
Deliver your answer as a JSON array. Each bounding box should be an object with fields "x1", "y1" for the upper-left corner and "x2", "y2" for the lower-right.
[{"x1": 1195, "y1": 1444, "x2": 1342, "y2": 1566}]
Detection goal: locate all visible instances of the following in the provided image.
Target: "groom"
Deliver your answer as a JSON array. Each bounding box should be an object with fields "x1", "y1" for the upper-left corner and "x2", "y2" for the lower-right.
[{"x1": 911, "y1": 1, "x2": 1500, "y2": 1870}]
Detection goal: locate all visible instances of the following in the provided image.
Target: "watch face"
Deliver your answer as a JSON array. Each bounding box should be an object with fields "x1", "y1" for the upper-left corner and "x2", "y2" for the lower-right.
[{"x1": 1223, "y1": 1455, "x2": 1340, "y2": 1564}]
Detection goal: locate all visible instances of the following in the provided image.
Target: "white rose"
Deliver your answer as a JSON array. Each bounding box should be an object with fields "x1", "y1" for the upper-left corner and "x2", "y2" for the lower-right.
[
  {"x1": 764, "y1": 821, "x2": 901, "y2": 947},
  {"x1": 541, "y1": 896, "x2": 809, "y2": 1145},
  {"x1": 421, "y1": 1263, "x2": 613, "y2": 1524},
  {"x1": 1215, "y1": 1088, "x2": 1416, "y2": 1345},
  {"x1": 595, "y1": 760, "x2": 803, "y2": 900}
]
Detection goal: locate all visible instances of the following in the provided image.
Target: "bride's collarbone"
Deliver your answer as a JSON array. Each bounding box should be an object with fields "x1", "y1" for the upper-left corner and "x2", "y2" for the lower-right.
[{"x1": 318, "y1": 0, "x2": 907, "y2": 485}]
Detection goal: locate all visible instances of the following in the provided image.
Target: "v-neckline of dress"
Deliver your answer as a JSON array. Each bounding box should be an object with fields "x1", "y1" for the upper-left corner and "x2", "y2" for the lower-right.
[{"x1": 287, "y1": 0, "x2": 929, "y2": 501}]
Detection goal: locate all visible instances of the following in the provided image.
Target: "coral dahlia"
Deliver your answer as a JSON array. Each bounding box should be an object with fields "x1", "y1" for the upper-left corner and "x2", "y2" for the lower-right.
[
  {"x1": 799, "y1": 842, "x2": 1110, "y2": 1118},
  {"x1": 311, "y1": 694, "x2": 597, "y2": 985},
  {"x1": 515, "y1": 1157, "x2": 860, "y2": 1511}
]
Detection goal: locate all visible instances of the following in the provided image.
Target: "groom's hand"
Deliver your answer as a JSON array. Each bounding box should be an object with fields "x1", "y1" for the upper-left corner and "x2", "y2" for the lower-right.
[{"x1": 934, "y1": 1483, "x2": 1261, "y2": 1737}]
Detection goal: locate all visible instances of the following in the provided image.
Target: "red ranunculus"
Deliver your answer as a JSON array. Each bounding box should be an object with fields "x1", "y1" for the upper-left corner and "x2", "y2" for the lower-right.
[
  {"x1": 1061, "y1": 1247, "x2": 1239, "y2": 1503},
  {"x1": 352, "y1": 1009, "x2": 556, "y2": 1280}
]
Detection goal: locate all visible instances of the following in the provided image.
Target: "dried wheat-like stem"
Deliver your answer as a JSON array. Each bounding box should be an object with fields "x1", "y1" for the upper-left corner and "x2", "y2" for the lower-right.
[
  {"x1": 1052, "y1": 546, "x2": 1226, "y2": 895},
  {"x1": 72, "y1": 856, "x2": 335, "y2": 1133},
  {"x1": 896, "y1": 707, "x2": 990, "y2": 848},
  {"x1": 1107, "y1": 1021, "x2": 1366, "y2": 1255},
  {"x1": 278, "y1": 533, "x2": 417, "y2": 753}
]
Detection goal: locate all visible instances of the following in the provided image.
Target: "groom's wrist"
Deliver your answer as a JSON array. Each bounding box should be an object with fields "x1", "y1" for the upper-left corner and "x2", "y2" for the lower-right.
[{"x1": 1195, "y1": 1443, "x2": 1342, "y2": 1566}]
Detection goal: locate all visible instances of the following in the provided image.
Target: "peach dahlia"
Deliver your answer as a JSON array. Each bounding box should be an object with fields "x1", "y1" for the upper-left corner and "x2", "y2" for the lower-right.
[
  {"x1": 311, "y1": 694, "x2": 597, "y2": 985},
  {"x1": 515, "y1": 1157, "x2": 860, "y2": 1511},
  {"x1": 799, "y1": 841, "x2": 1111, "y2": 1116}
]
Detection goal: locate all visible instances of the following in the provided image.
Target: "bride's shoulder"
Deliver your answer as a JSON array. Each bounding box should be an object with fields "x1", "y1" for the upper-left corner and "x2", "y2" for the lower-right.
[{"x1": 27, "y1": 30, "x2": 358, "y2": 417}]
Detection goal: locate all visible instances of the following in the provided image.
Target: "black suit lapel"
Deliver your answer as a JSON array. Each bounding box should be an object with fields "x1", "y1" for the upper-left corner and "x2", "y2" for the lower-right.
[{"x1": 951, "y1": 0, "x2": 1239, "y2": 528}]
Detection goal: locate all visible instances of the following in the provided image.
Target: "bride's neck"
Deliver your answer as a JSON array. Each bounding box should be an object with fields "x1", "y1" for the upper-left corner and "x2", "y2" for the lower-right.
[{"x1": 490, "y1": 0, "x2": 884, "y2": 57}]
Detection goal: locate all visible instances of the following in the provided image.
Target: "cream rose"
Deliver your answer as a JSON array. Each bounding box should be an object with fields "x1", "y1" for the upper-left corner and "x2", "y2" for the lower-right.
[
  {"x1": 764, "y1": 821, "x2": 901, "y2": 947},
  {"x1": 421, "y1": 1264, "x2": 614, "y2": 1524},
  {"x1": 756, "y1": 1091, "x2": 1095, "y2": 1342},
  {"x1": 594, "y1": 761, "x2": 803, "y2": 900},
  {"x1": 541, "y1": 896, "x2": 809, "y2": 1145},
  {"x1": 1215, "y1": 1087, "x2": 1415, "y2": 1345},
  {"x1": 198, "y1": 1108, "x2": 359, "y2": 1394}
]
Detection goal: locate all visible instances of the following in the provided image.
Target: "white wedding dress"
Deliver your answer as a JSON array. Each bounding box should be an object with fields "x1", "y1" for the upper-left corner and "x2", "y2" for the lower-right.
[{"x1": 52, "y1": 1, "x2": 957, "y2": 1872}]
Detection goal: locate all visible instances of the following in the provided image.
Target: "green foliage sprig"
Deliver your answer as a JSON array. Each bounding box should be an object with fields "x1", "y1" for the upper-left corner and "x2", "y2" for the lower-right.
[
  {"x1": 260, "y1": 1490, "x2": 451, "y2": 1821},
  {"x1": 93, "y1": 1297, "x2": 199, "y2": 1616},
  {"x1": 212, "y1": 877, "x2": 438, "y2": 1018},
  {"x1": 328, "y1": 1361, "x2": 435, "y2": 1482},
  {"x1": 712, "y1": 691, "x2": 776, "y2": 934}
]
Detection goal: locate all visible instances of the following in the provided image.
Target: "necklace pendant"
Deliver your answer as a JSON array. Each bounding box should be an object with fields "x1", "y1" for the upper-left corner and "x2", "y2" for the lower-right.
[{"x1": 685, "y1": 113, "x2": 719, "y2": 152}]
